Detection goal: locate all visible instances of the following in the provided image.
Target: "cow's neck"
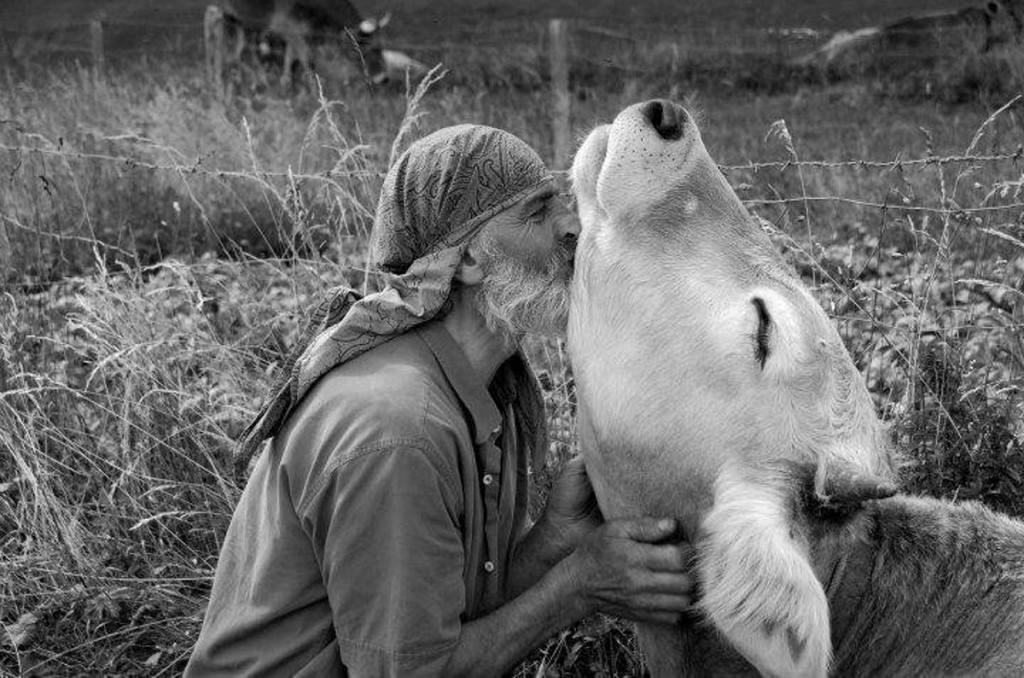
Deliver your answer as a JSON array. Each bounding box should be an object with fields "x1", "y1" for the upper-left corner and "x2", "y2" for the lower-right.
[
  {"x1": 648, "y1": 495, "x2": 1023, "y2": 677},
  {"x1": 813, "y1": 517, "x2": 876, "y2": 652},
  {"x1": 815, "y1": 495, "x2": 1024, "y2": 675}
]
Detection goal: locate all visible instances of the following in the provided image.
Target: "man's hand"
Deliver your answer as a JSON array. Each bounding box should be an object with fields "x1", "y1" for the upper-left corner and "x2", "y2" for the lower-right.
[
  {"x1": 560, "y1": 517, "x2": 696, "y2": 626},
  {"x1": 541, "y1": 455, "x2": 603, "y2": 553}
]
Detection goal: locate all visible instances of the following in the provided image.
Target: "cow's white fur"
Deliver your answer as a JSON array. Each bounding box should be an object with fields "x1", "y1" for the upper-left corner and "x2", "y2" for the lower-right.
[
  {"x1": 700, "y1": 463, "x2": 830, "y2": 678},
  {"x1": 568, "y1": 101, "x2": 896, "y2": 677}
]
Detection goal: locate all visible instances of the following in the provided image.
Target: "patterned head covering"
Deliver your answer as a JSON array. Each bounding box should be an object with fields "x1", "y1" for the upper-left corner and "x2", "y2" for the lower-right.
[
  {"x1": 374, "y1": 124, "x2": 554, "y2": 273},
  {"x1": 234, "y1": 125, "x2": 554, "y2": 478}
]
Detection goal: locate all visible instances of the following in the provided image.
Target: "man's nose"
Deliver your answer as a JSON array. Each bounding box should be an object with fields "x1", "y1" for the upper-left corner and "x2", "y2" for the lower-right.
[{"x1": 555, "y1": 201, "x2": 580, "y2": 240}]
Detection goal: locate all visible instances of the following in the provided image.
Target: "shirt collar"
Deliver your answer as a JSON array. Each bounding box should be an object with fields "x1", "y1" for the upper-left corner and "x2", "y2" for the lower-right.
[{"x1": 415, "y1": 322, "x2": 503, "y2": 444}]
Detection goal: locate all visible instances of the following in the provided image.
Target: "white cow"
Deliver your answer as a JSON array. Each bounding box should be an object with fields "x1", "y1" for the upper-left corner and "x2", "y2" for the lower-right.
[{"x1": 568, "y1": 100, "x2": 1024, "y2": 677}]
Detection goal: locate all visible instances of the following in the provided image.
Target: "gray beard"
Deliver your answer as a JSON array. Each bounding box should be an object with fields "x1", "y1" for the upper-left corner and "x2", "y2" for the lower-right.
[{"x1": 474, "y1": 246, "x2": 572, "y2": 341}]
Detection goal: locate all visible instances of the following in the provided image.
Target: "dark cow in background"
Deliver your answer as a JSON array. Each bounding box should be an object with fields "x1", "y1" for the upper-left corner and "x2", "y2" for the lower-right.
[
  {"x1": 219, "y1": 0, "x2": 389, "y2": 89},
  {"x1": 798, "y1": 0, "x2": 1024, "y2": 76}
]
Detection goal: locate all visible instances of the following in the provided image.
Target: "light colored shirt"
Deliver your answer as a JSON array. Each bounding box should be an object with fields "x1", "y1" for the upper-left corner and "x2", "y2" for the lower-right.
[{"x1": 186, "y1": 322, "x2": 532, "y2": 677}]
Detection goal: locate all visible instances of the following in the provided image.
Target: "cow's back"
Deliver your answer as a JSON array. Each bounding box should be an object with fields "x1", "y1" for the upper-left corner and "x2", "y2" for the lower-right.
[
  {"x1": 288, "y1": 0, "x2": 364, "y2": 30},
  {"x1": 221, "y1": 0, "x2": 365, "y2": 31},
  {"x1": 221, "y1": 0, "x2": 276, "y2": 26}
]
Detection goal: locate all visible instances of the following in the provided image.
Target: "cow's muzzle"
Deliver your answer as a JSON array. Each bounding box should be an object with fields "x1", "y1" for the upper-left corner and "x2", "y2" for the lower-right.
[{"x1": 641, "y1": 99, "x2": 687, "y2": 141}]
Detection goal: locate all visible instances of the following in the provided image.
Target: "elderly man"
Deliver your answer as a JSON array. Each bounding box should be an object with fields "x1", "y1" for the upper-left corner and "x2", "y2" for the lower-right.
[{"x1": 186, "y1": 125, "x2": 694, "y2": 676}]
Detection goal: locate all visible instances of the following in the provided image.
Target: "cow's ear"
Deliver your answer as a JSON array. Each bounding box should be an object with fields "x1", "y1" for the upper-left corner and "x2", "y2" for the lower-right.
[{"x1": 808, "y1": 457, "x2": 897, "y2": 516}]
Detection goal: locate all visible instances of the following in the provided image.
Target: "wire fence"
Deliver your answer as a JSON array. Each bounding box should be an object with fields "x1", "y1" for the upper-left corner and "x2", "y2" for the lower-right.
[
  {"x1": 3, "y1": 140, "x2": 1022, "y2": 205},
  {"x1": 7, "y1": 11, "x2": 1015, "y2": 75},
  {"x1": 2, "y1": 109, "x2": 1018, "y2": 277},
  {"x1": 3, "y1": 12, "x2": 1024, "y2": 291}
]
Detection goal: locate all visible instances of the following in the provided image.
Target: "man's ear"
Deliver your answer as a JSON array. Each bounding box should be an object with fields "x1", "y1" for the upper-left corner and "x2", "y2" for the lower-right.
[{"x1": 455, "y1": 246, "x2": 486, "y2": 286}]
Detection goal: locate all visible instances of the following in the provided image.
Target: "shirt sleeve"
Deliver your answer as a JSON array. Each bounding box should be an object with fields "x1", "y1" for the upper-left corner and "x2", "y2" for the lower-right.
[{"x1": 297, "y1": 442, "x2": 465, "y2": 678}]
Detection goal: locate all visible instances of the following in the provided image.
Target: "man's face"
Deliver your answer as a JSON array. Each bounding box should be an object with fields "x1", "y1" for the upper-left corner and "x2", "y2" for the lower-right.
[{"x1": 473, "y1": 187, "x2": 579, "y2": 340}]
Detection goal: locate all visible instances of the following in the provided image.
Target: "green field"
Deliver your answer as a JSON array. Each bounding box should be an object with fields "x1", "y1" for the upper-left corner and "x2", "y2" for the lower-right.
[{"x1": 2, "y1": 7, "x2": 1024, "y2": 676}]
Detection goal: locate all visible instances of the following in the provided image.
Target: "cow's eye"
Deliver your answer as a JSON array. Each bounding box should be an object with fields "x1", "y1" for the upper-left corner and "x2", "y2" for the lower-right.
[{"x1": 751, "y1": 297, "x2": 771, "y2": 369}]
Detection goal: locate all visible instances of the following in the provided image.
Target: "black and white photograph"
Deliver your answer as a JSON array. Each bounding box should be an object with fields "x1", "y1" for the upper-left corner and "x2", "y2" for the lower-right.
[{"x1": 2, "y1": 0, "x2": 1023, "y2": 675}]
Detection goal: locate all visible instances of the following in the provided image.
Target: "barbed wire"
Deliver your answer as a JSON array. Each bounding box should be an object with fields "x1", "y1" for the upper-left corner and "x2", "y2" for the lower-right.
[
  {"x1": 742, "y1": 195, "x2": 1024, "y2": 213},
  {"x1": 3, "y1": 143, "x2": 1022, "y2": 217},
  {"x1": 4, "y1": 141, "x2": 1020, "y2": 178},
  {"x1": 0, "y1": 143, "x2": 380, "y2": 183},
  {"x1": 718, "y1": 149, "x2": 1024, "y2": 172}
]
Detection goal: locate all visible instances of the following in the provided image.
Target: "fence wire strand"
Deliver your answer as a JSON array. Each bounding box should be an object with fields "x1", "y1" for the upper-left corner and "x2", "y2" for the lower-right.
[
  {"x1": 3, "y1": 142, "x2": 1021, "y2": 182},
  {"x1": 3, "y1": 143, "x2": 1022, "y2": 226}
]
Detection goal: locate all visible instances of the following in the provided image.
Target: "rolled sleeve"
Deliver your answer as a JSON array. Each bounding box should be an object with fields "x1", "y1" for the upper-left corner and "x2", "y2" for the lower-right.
[{"x1": 298, "y1": 441, "x2": 465, "y2": 677}]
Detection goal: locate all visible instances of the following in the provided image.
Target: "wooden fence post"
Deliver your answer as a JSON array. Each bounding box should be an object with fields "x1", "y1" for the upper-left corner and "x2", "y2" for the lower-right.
[
  {"x1": 0, "y1": 221, "x2": 10, "y2": 293},
  {"x1": 204, "y1": 5, "x2": 226, "y2": 97},
  {"x1": 89, "y1": 19, "x2": 104, "y2": 72},
  {"x1": 0, "y1": 215, "x2": 9, "y2": 384},
  {"x1": 549, "y1": 19, "x2": 571, "y2": 171}
]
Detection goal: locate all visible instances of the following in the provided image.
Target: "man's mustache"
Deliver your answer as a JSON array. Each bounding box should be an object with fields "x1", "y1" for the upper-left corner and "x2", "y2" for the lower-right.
[{"x1": 558, "y1": 233, "x2": 578, "y2": 268}]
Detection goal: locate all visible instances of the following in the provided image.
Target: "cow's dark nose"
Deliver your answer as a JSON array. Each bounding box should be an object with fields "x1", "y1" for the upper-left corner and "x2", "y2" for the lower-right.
[{"x1": 641, "y1": 99, "x2": 685, "y2": 141}]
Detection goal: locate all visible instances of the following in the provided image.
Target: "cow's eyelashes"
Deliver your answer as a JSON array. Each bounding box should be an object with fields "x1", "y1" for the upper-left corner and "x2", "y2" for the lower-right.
[{"x1": 751, "y1": 297, "x2": 771, "y2": 369}]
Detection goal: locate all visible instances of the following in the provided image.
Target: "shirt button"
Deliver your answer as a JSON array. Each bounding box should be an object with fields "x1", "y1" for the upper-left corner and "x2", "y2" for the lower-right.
[
  {"x1": 482, "y1": 474, "x2": 494, "y2": 486},
  {"x1": 483, "y1": 561, "x2": 495, "y2": 573}
]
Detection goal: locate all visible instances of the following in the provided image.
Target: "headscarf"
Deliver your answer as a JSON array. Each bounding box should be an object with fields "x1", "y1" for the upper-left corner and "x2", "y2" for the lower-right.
[{"x1": 233, "y1": 125, "x2": 555, "y2": 478}]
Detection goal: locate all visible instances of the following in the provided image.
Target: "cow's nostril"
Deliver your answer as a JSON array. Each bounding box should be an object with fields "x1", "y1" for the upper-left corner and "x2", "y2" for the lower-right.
[{"x1": 641, "y1": 99, "x2": 685, "y2": 141}]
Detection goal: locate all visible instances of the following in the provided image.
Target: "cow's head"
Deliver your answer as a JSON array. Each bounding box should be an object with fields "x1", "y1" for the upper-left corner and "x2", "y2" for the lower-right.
[
  {"x1": 351, "y1": 12, "x2": 390, "y2": 84},
  {"x1": 570, "y1": 99, "x2": 894, "y2": 511},
  {"x1": 987, "y1": 0, "x2": 1024, "y2": 42},
  {"x1": 569, "y1": 101, "x2": 897, "y2": 675}
]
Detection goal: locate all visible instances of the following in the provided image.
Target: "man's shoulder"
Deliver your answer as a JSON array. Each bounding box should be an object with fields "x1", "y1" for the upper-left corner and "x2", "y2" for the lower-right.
[
  {"x1": 278, "y1": 331, "x2": 467, "y2": 462},
  {"x1": 317, "y1": 332, "x2": 440, "y2": 408}
]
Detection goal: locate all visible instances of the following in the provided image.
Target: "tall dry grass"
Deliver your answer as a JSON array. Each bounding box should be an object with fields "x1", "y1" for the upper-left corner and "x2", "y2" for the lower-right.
[
  {"x1": 0, "y1": 65, "x2": 450, "y2": 674},
  {"x1": 1, "y1": 43, "x2": 1023, "y2": 675}
]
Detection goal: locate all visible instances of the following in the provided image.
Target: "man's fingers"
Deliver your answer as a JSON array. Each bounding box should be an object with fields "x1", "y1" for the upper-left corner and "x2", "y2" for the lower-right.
[
  {"x1": 641, "y1": 543, "x2": 694, "y2": 572},
  {"x1": 615, "y1": 517, "x2": 677, "y2": 543},
  {"x1": 640, "y1": 572, "x2": 698, "y2": 601}
]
